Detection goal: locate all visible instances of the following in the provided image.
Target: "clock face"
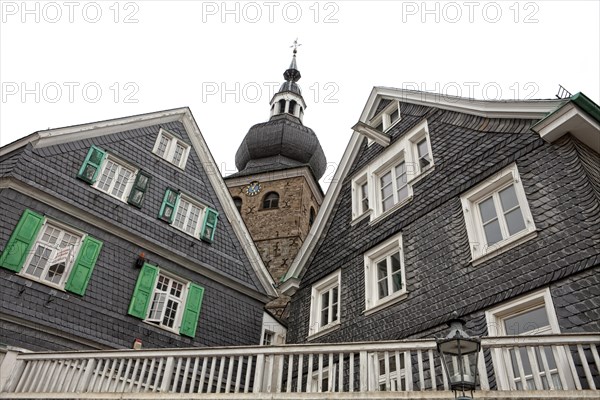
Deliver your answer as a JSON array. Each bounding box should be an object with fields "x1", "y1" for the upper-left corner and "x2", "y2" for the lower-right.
[{"x1": 245, "y1": 181, "x2": 261, "y2": 196}]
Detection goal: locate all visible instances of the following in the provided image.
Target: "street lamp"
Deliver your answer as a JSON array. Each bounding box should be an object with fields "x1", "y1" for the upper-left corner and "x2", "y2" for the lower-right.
[{"x1": 437, "y1": 316, "x2": 481, "y2": 400}]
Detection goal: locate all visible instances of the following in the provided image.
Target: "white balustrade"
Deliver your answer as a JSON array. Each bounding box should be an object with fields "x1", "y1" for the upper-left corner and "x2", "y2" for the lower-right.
[{"x1": 0, "y1": 334, "x2": 598, "y2": 397}]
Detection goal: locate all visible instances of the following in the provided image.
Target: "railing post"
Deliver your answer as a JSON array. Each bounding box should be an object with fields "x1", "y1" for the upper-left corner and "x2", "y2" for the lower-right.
[
  {"x1": 160, "y1": 356, "x2": 175, "y2": 392},
  {"x1": 0, "y1": 349, "x2": 25, "y2": 392},
  {"x1": 359, "y1": 351, "x2": 368, "y2": 392},
  {"x1": 76, "y1": 358, "x2": 97, "y2": 393},
  {"x1": 253, "y1": 354, "x2": 265, "y2": 393}
]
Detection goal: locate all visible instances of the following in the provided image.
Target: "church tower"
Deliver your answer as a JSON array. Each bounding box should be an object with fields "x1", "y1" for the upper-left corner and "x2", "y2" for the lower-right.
[{"x1": 224, "y1": 44, "x2": 327, "y2": 317}]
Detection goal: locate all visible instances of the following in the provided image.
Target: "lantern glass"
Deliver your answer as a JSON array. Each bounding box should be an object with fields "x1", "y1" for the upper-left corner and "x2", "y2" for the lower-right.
[{"x1": 438, "y1": 337, "x2": 480, "y2": 391}]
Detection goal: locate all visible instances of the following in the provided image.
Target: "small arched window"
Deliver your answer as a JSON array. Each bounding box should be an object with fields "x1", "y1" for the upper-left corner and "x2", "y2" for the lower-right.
[
  {"x1": 278, "y1": 99, "x2": 286, "y2": 114},
  {"x1": 289, "y1": 100, "x2": 297, "y2": 115},
  {"x1": 309, "y1": 207, "x2": 316, "y2": 227},
  {"x1": 233, "y1": 197, "x2": 242, "y2": 213},
  {"x1": 262, "y1": 192, "x2": 279, "y2": 209}
]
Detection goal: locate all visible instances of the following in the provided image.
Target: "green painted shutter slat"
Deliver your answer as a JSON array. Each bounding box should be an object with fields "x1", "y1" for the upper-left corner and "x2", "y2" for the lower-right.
[
  {"x1": 64, "y1": 236, "x2": 103, "y2": 296},
  {"x1": 127, "y1": 171, "x2": 152, "y2": 208},
  {"x1": 200, "y1": 208, "x2": 218, "y2": 243},
  {"x1": 180, "y1": 283, "x2": 204, "y2": 337},
  {"x1": 0, "y1": 209, "x2": 44, "y2": 272},
  {"x1": 77, "y1": 146, "x2": 106, "y2": 184},
  {"x1": 128, "y1": 263, "x2": 159, "y2": 319},
  {"x1": 158, "y1": 189, "x2": 179, "y2": 223}
]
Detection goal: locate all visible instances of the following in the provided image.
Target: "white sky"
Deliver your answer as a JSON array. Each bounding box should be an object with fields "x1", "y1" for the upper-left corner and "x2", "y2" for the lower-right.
[{"x1": 1, "y1": 1, "x2": 599, "y2": 189}]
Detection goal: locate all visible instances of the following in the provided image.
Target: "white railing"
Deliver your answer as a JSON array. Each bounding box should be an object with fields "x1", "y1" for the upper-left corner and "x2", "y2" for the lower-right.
[{"x1": 0, "y1": 334, "x2": 598, "y2": 398}]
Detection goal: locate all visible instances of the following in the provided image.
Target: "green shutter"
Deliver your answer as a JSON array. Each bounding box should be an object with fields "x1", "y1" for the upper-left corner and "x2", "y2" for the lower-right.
[
  {"x1": 158, "y1": 189, "x2": 180, "y2": 223},
  {"x1": 200, "y1": 208, "x2": 218, "y2": 243},
  {"x1": 128, "y1": 263, "x2": 159, "y2": 319},
  {"x1": 180, "y1": 283, "x2": 204, "y2": 337},
  {"x1": 64, "y1": 236, "x2": 103, "y2": 296},
  {"x1": 0, "y1": 209, "x2": 44, "y2": 272},
  {"x1": 127, "y1": 171, "x2": 152, "y2": 208},
  {"x1": 77, "y1": 146, "x2": 106, "y2": 184}
]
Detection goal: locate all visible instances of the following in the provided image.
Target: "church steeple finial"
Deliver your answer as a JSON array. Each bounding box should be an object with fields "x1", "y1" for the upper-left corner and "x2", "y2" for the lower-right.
[{"x1": 284, "y1": 38, "x2": 301, "y2": 82}]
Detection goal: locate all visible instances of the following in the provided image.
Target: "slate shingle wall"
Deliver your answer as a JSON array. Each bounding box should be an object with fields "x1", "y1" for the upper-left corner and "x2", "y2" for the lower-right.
[
  {"x1": 286, "y1": 102, "x2": 600, "y2": 344},
  {"x1": 9, "y1": 122, "x2": 263, "y2": 292},
  {"x1": 0, "y1": 189, "x2": 265, "y2": 350},
  {"x1": 0, "y1": 121, "x2": 272, "y2": 350}
]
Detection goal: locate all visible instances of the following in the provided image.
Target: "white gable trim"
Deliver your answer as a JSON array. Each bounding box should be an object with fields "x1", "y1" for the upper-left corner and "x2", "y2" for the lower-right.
[{"x1": 0, "y1": 108, "x2": 277, "y2": 298}]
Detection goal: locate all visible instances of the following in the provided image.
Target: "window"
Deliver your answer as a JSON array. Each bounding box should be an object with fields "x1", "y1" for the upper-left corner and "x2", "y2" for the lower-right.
[
  {"x1": 376, "y1": 352, "x2": 407, "y2": 391},
  {"x1": 351, "y1": 119, "x2": 432, "y2": 222},
  {"x1": 289, "y1": 100, "x2": 297, "y2": 115},
  {"x1": 233, "y1": 197, "x2": 242, "y2": 213},
  {"x1": 308, "y1": 270, "x2": 341, "y2": 337},
  {"x1": 77, "y1": 146, "x2": 151, "y2": 206},
  {"x1": 262, "y1": 192, "x2": 279, "y2": 209},
  {"x1": 94, "y1": 156, "x2": 136, "y2": 201},
  {"x1": 128, "y1": 263, "x2": 204, "y2": 337},
  {"x1": 0, "y1": 209, "x2": 103, "y2": 295},
  {"x1": 364, "y1": 233, "x2": 406, "y2": 312},
  {"x1": 262, "y1": 330, "x2": 274, "y2": 346},
  {"x1": 486, "y1": 289, "x2": 574, "y2": 390},
  {"x1": 378, "y1": 161, "x2": 409, "y2": 213},
  {"x1": 370, "y1": 100, "x2": 401, "y2": 132},
  {"x1": 158, "y1": 189, "x2": 219, "y2": 242},
  {"x1": 461, "y1": 163, "x2": 536, "y2": 263},
  {"x1": 152, "y1": 129, "x2": 190, "y2": 169}
]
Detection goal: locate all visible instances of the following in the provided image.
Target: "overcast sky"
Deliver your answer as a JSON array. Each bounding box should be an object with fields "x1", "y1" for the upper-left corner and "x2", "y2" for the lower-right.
[{"x1": 1, "y1": 1, "x2": 598, "y2": 188}]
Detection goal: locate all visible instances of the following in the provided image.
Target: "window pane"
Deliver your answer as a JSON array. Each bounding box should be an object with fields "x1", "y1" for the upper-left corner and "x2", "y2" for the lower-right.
[
  {"x1": 504, "y1": 306, "x2": 550, "y2": 335},
  {"x1": 499, "y1": 184, "x2": 519, "y2": 211},
  {"x1": 390, "y1": 109, "x2": 399, "y2": 123},
  {"x1": 392, "y1": 271, "x2": 402, "y2": 293},
  {"x1": 172, "y1": 143, "x2": 185, "y2": 165},
  {"x1": 381, "y1": 171, "x2": 392, "y2": 187},
  {"x1": 97, "y1": 160, "x2": 117, "y2": 192},
  {"x1": 173, "y1": 200, "x2": 190, "y2": 230},
  {"x1": 111, "y1": 167, "x2": 132, "y2": 199},
  {"x1": 483, "y1": 219, "x2": 503, "y2": 245},
  {"x1": 417, "y1": 139, "x2": 429, "y2": 158},
  {"x1": 397, "y1": 185, "x2": 409, "y2": 202},
  {"x1": 157, "y1": 136, "x2": 169, "y2": 157},
  {"x1": 478, "y1": 197, "x2": 497, "y2": 223},
  {"x1": 390, "y1": 252, "x2": 401, "y2": 272},
  {"x1": 505, "y1": 207, "x2": 526, "y2": 236},
  {"x1": 377, "y1": 261, "x2": 389, "y2": 299}
]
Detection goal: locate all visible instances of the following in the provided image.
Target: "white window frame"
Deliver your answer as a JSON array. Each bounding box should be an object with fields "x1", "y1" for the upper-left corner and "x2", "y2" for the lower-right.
[
  {"x1": 351, "y1": 119, "x2": 432, "y2": 223},
  {"x1": 20, "y1": 219, "x2": 84, "y2": 291},
  {"x1": 152, "y1": 128, "x2": 191, "y2": 169},
  {"x1": 364, "y1": 233, "x2": 407, "y2": 314},
  {"x1": 369, "y1": 100, "x2": 402, "y2": 134},
  {"x1": 144, "y1": 271, "x2": 189, "y2": 334},
  {"x1": 308, "y1": 270, "x2": 341, "y2": 338},
  {"x1": 461, "y1": 163, "x2": 537, "y2": 264},
  {"x1": 485, "y1": 288, "x2": 574, "y2": 390},
  {"x1": 171, "y1": 195, "x2": 206, "y2": 238},
  {"x1": 93, "y1": 154, "x2": 138, "y2": 202}
]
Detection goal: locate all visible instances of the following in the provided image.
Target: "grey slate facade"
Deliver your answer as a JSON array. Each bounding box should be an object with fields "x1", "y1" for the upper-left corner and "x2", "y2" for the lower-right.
[
  {"x1": 285, "y1": 94, "x2": 600, "y2": 346},
  {"x1": 0, "y1": 111, "x2": 275, "y2": 351}
]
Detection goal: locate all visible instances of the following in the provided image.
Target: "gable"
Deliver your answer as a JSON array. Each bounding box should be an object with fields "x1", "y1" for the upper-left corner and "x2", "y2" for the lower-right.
[{"x1": 0, "y1": 108, "x2": 277, "y2": 300}]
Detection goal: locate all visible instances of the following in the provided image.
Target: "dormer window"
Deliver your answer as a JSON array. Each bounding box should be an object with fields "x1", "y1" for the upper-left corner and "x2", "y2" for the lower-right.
[
  {"x1": 153, "y1": 129, "x2": 190, "y2": 169},
  {"x1": 370, "y1": 100, "x2": 401, "y2": 133}
]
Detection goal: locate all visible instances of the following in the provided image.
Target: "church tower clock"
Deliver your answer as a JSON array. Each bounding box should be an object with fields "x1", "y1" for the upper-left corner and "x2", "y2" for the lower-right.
[{"x1": 224, "y1": 43, "x2": 327, "y2": 318}]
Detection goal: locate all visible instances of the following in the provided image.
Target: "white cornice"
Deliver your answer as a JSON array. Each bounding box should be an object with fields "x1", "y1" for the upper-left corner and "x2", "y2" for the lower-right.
[
  {"x1": 224, "y1": 167, "x2": 324, "y2": 205},
  {"x1": 0, "y1": 107, "x2": 277, "y2": 298},
  {"x1": 364, "y1": 87, "x2": 567, "y2": 122},
  {"x1": 531, "y1": 103, "x2": 600, "y2": 153},
  {"x1": 0, "y1": 108, "x2": 191, "y2": 157}
]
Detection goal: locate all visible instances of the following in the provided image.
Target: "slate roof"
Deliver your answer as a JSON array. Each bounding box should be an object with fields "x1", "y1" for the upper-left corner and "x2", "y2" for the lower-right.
[{"x1": 232, "y1": 114, "x2": 327, "y2": 180}]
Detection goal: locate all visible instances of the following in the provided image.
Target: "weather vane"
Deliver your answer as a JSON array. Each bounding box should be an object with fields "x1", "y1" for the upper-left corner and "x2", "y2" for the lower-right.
[{"x1": 290, "y1": 38, "x2": 302, "y2": 54}]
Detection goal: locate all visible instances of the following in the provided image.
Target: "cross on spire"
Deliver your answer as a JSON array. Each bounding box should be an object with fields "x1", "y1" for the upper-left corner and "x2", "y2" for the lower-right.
[{"x1": 290, "y1": 38, "x2": 302, "y2": 54}]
